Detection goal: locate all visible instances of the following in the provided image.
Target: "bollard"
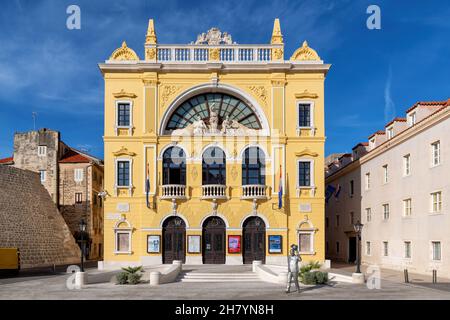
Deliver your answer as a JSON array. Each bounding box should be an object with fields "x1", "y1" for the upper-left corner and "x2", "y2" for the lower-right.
[
  {"x1": 150, "y1": 271, "x2": 161, "y2": 286},
  {"x1": 74, "y1": 271, "x2": 87, "y2": 289},
  {"x1": 252, "y1": 260, "x2": 262, "y2": 272},
  {"x1": 432, "y1": 269, "x2": 437, "y2": 284},
  {"x1": 404, "y1": 269, "x2": 409, "y2": 283}
]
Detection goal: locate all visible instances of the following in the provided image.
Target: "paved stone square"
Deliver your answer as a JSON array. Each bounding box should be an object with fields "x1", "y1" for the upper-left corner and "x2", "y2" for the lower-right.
[{"x1": 1, "y1": 264, "x2": 450, "y2": 300}]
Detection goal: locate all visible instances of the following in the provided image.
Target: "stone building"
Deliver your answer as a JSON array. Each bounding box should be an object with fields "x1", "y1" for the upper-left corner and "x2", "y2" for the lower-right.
[
  {"x1": 0, "y1": 166, "x2": 80, "y2": 268},
  {"x1": 0, "y1": 128, "x2": 104, "y2": 260},
  {"x1": 325, "y1": 99, "x2": 450, "y2": 277},
  {"x1": 99, "y1": 19, "x2": 330, "y2": 268}
]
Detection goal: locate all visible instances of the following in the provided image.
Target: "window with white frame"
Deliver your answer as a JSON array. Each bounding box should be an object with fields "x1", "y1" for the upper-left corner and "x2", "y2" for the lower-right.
[
  {"x1": 383, "y1": 241, "x2": 389, "y2": 256},
  {"x1": 298, "y1": 231, "x2": 314, "y2": 254},
  {"x1": 431, "y1": 191, "x2": 442, "y2": 213},
  {"x1": 403, "y1": 154, "x2": 411, "y2": 176},
  {"x1": 39, "y1": 170, "x2": 46, "y2": 182},
  {"x1": 297, "y1": 102, "x2": 312, "y2": 128},
  {"x1": 297, "y1": 160, "x2": 313, "y2": 187},
  {"x1": 404, "y1": 241, "x2": 411, "y2": 259},
  {"x1": 115, "y1": 231, "x2": 131, "y2": 253},
  {"x1": 365, "y1": 172, "x2": 371, "y2": 190},
  {"x1": 37, "y1": 145, "x2": 47, "y2": 157},
  {"x1": 116, "y1": 102, "x2": 131, "y2": 127},
  {"x1": 382, "y1": 165, "x2": 388, "y2": 183},
  {"x1": 74, "y1": 168, "x2": 84, "y2": 182},
  {"x1": 431, "y1": 141, "x2": 440, "y2": 166},
  {"x1": 403, "y1": 198, "x2": 412, "y2": 217},
  {"x1": 432, "y1": 241, "x2": 441, "y2": 261},
  {"x1": 366, "y1": 208, "x2": 372, "y2": 222},
  {"x1": 387, "y1": 127, "x2": 394, "y2": 139},
  {"x1": 383, "y1": 204, "x2": 390, "y2": 220},
  {"x1": 407, "y1": 112, "x2": 416, "y2": 127},
  {"x1": 116, "y1": 160, "x2": 131, "y2": 187},
  {"x1": 366, "y1": 241, "x2": 371, "y2": 256}
]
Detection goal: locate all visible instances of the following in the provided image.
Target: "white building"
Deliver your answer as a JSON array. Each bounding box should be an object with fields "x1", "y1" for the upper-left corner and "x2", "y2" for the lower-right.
[{"x1": 325, "y1": 99, "x2": 450, "y2": 277}]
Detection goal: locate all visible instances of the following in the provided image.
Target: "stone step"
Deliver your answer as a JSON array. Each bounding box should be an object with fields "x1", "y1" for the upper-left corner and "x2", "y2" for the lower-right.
[{"x1": 178, "y1": 272, "x2": 260, "y2": 283}]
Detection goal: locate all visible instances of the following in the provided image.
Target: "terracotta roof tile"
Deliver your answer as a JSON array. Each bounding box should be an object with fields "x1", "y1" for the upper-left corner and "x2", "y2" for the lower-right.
[
  {"x1": 59, "y1": 149, "x2": 91, "y2": 163},
  {"x1": 0, "y1": 156, "x2": 13, "y2": 164}
]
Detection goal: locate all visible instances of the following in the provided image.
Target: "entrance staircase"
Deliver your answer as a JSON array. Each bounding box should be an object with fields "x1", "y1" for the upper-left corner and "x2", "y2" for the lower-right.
[{"x1": 177, "y1": 265, "x2": 261, "y2": 283}]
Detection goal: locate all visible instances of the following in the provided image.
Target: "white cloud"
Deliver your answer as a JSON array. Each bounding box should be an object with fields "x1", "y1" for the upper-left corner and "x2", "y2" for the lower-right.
[{"x1": 384, "y1": 66, "x2": 396, "y2": 122}]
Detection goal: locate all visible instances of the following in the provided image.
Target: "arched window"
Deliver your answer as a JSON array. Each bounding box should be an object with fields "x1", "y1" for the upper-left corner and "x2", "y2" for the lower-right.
[
  {"x1": 202, "y1": 147, "x2": 226, "y2": 185},
  {"x1": 165, "y1": 93, "x2": 262, "y2": 131},
  {"x1": 162, "y1": 147, "x2": 186, "y2": 185},
  {"x1": 242, "y1": 147, "x2": 265, "y2": 185}
]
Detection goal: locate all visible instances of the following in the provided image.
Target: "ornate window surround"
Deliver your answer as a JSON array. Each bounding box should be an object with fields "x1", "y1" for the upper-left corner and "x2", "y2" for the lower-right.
[
  {"x1": 114, "y1": 218, "x2": 133, "y2": 255},
  {"x1": 114, "y1": 100, "x2": 133, "y2": 136},
  {"x1": 296, "y1": 158, "x2": 316, "y2": 197},
  {"x1": 296, "y1": 100, "x2": 315, "y2": 136},
  {"x1": 297, "y1": 220, "x2": 317, "y2": 255},
  {"x1": 114, "y1": 158, "x2": 133, "y2": 196}
]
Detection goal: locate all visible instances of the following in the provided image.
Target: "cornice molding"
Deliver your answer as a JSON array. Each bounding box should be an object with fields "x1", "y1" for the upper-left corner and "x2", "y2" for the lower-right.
[
  {"x1": 295, "y1": 89, "x2": 318, "y2": 99},
  {"x1": 113, "y1": 146, "x2": 137, "y2": 157},
  {"x1": 113, "y1": 89, "x2": 138, "y2": 99}
]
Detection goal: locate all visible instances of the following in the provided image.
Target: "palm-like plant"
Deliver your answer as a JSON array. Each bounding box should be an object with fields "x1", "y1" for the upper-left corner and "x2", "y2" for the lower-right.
[{"x1": 121, "y1": 266, "x2": 143, "y2": 274}]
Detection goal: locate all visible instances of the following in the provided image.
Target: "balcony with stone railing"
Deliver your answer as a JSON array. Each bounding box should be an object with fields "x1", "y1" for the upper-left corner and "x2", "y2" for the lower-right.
[
  {"x1": 160, "y1": 184, "x2": 187, "y2": 200},
  {"x1": 241, "y1": 185, "x2": 268, "y2": 200},
  {"x1": 201, "y1": 184, "x2": 227, "y2": 200}
]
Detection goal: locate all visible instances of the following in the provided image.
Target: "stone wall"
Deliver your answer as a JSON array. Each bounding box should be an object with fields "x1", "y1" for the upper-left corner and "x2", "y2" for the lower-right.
[
  {"x1": 12, "y1": 129, "x2": 60, "y2": 203},
  {"x1": 0, "y1": 166, "x2": 80, "y2": 269}
]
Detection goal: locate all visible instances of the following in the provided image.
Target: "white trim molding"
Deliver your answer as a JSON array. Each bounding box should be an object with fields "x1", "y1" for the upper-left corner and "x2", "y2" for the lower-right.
[
  {"x1": 114, "y1": 100, "x2": 134, "y2": 136},
  {"x1": 296, "y1": 100, "x2": 316, "y2": 136},
  {"x1": 114, "y1": 218, "x2": 133, "y2": 255},
  {"x1": 296, "y1": 158, "x2": 316, "y2": 197},
  {"x1": 114, "y1": 157, "x2": 133, "y2": 196}
]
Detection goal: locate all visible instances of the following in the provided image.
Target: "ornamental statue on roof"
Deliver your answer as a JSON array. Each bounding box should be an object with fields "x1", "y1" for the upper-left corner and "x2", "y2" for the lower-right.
[{"x1": 192, "y1": 27, "x2": 235, "y2": 45}]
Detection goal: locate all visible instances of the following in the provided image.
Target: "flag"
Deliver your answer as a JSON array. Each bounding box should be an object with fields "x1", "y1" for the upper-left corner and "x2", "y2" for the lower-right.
[
  {"x1": 334, "y1": 184, "x2": 341, "y2": 199},
  {"x1": 278, "y1": 165, "x2": 283, "y2": 209},
  {"x1": 325, "y1": 185, "x2": 336, "y2": 203},
  {"x1": 145, "y1": 162, "x2": 150, "y2": 208}
]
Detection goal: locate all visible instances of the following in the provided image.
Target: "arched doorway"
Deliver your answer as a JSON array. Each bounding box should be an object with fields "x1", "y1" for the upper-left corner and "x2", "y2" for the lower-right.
[
  {"x1": 242, "y1": 217, "x2": 266, "y2": 264},
  {"x1": 162, "y1": 216, "x2": 186, "y2": 264},
  {"x1": 202, "y1": 216, "x2": 226, "y2": 264}
]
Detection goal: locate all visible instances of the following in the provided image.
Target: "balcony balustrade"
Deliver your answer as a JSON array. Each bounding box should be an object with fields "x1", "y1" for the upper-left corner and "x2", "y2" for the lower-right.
[
  {"x1": 152, "y1": 45, "x2": 278, "y2": 63},
  {"x1": 160, "y1": 184, "x2": 187, "y2": 200},
  {"x1": 241, "y1": 184, "x2": 268, "y2": 200},
  {"x1": 201, "y1": 184, "x2": 227, "y2": 200}
]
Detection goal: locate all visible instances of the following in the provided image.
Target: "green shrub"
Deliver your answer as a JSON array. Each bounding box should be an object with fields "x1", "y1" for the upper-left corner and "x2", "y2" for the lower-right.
[
  {"x1": 302, "y1": 271, "x2": 317, "y2": 285},
  {"x1": 121, "y1": 266, "x2": 143, "y2": 274},
  {"x1": 128, "y1": 273, "x2": 142, "y2": 285},
  {"x1": 314, "y1": 271, "x2": 328, "y2": 284},
  {"x1": 116, "y1": 272, "x2": 129, "y2": 285}
]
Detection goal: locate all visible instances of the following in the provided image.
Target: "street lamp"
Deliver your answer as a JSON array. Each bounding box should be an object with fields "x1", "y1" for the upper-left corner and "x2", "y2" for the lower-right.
[
  {"x1": 79, "y1": 219, "x2": 87, "y2": 272},
  {"x1": 353, "y1": 220, "x2": 364, "y2": 274}
]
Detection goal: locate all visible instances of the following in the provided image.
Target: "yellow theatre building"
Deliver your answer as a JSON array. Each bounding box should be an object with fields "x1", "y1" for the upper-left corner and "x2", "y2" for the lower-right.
[{"x1": 99, "y1": 19, "x2": 331, "y2": 268}]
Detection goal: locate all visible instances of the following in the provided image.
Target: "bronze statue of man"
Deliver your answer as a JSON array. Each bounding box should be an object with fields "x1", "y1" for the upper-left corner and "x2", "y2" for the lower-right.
[{"x1": 286, "y1": 244, "x2": 302, "y2": 293}]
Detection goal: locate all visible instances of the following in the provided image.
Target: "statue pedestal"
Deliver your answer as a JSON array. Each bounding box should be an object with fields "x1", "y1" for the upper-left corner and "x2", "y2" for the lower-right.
[{"x1": 352, "y1": 272, "x2": 365, "y2": 284}]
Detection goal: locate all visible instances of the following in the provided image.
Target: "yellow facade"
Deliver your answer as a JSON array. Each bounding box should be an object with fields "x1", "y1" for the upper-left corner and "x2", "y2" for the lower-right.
[{"x1": 99, "y1": 19, "x2": 330, "y2": 268}]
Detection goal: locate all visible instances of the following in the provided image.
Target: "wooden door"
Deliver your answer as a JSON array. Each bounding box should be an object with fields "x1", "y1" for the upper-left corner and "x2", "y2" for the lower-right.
[
  {"x1": 202, "y1": 217, "x2": 225, "y2": 264},
  {"x1": 243, "y1": 217, "x2": 266, "y2": 264},
  {"x1": 162, "y1": 217, "x2": 186, "y2": 264}
]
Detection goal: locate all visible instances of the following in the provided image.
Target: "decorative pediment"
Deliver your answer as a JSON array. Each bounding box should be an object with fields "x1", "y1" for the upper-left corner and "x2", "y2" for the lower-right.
[
  {"x1": 295, "y1": 89, "x2": 318, "y2": 99},
  {"x1": 295, "y1": 148, "x2": 318, "y2": 157},
  {"x1": 113, "y1": 146, "x2": 136, "y2": 157},
  {"x1": 109, "y1": 41, "x2": 140, "y2": 61},
  {"x1": 290, "y1": 41, "x2": 321, "y2": 62},
  {"x1": 113, "y1": 89, "x2": 137, "y2": 99},
  {"x1": 192, "y1": 28, "x2": 234, "y2": 45}
]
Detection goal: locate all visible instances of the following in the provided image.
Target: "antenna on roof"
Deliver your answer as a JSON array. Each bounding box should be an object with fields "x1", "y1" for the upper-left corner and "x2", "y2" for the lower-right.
[{"x1": 32, "y1": 112, "x2": 37, "y2": 130}]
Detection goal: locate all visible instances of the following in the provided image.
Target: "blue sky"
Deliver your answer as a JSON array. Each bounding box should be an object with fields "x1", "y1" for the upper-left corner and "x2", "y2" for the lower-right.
[{"x1": 1, "y1": 0, "x2": 449, "y2": 159}]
